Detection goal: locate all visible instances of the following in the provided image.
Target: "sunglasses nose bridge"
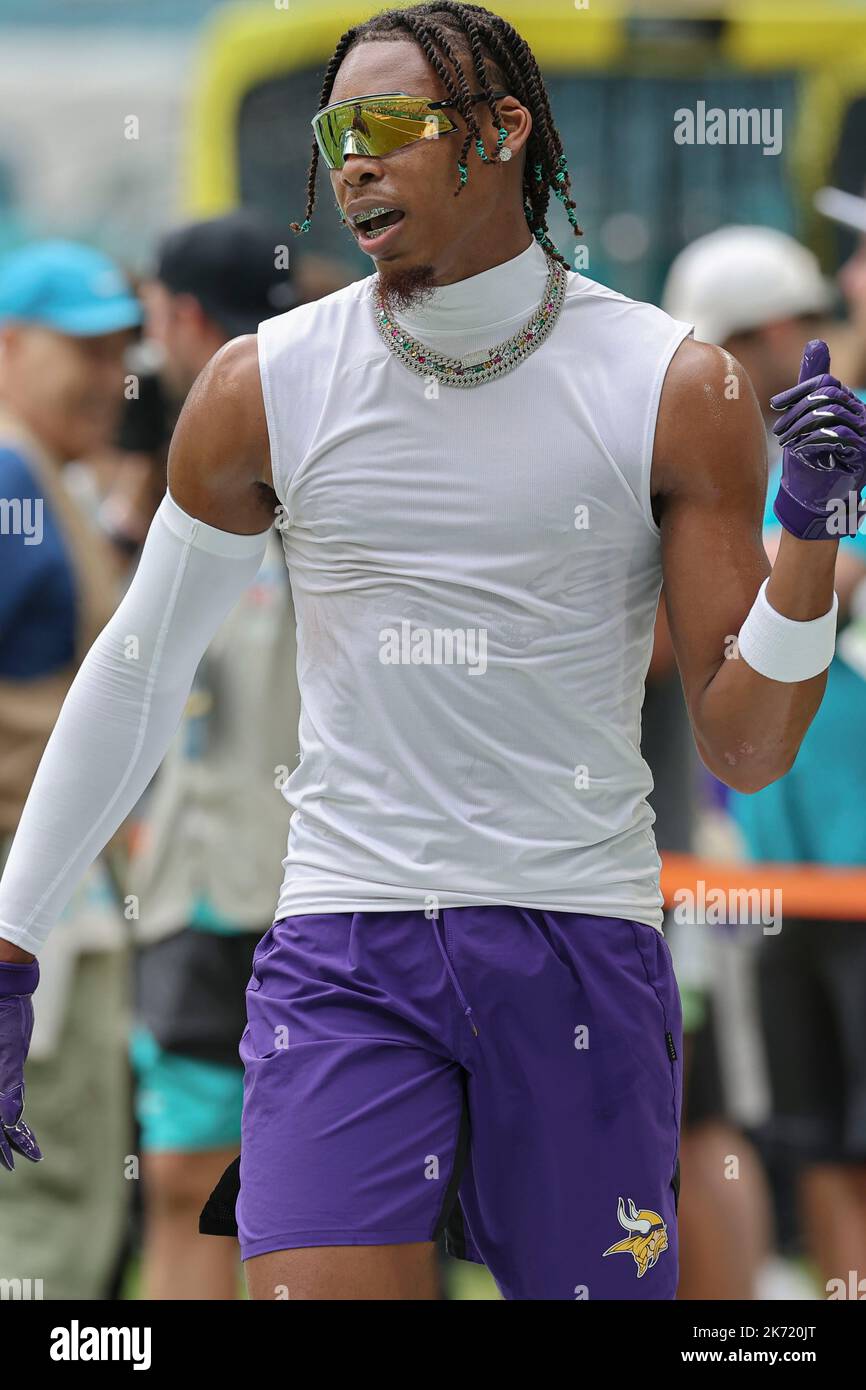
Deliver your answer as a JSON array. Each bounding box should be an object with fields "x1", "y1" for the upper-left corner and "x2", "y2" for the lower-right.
[
  {"x1": 337, "y1": 133, "x2": 388, "y2": 179},
  {"x1": 341, "y1": 128, "x2": 370, "y2": 160}
]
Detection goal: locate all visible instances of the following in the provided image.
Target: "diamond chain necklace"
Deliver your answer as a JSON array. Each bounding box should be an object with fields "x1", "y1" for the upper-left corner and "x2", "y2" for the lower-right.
[{"x1": 372, "y1": 254, "x2": 568, "y2": 389}]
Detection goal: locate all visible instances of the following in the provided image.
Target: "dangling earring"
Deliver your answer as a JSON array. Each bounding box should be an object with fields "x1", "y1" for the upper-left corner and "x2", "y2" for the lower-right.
[{"x1": 475, "y1": 127, "x2": 509, "y2": 165}]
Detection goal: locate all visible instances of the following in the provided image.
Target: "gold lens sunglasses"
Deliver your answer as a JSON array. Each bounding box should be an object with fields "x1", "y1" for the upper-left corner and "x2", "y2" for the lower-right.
[{"x1": 312, "y1": 90, "x2": 510, "y2": 170}]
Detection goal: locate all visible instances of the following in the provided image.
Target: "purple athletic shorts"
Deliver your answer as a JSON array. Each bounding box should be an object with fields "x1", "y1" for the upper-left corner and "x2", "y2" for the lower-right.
[{"x1": 236, "y1": 906, "x2": 683, "y2": 1300}]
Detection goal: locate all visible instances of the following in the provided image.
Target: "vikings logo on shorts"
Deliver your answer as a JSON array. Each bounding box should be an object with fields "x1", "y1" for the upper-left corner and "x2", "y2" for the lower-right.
[{"x1": 602, "y1": 1197, "x2": 668, "y2": 1277}]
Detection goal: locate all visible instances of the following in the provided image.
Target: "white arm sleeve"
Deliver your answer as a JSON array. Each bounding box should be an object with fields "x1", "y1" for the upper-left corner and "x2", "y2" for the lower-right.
[{"x1": 0, "y1": 488, "x2": 271, "y2": 955}]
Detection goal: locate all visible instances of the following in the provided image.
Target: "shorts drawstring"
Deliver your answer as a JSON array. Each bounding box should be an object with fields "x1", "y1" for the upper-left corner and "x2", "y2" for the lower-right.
[{"x1": 430, "y1": 913, "x2": 478, "y2": 1037}]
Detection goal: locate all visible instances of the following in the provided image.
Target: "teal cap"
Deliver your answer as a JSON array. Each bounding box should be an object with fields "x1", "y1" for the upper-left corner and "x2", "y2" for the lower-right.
[{"x1": 0, "y1": 240, "x2": 141, "y2": 336}]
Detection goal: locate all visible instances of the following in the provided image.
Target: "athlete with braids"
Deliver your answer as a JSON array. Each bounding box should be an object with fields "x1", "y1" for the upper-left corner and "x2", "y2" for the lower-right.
[{"x1": 2, "y1": 3, "x2": 866, "y2": 1301}]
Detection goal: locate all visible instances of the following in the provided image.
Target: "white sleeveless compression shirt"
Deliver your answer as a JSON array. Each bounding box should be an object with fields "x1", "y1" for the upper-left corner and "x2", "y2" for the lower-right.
[{"x1": 258, "y1": 238, "x2": 693, "y2": 930}]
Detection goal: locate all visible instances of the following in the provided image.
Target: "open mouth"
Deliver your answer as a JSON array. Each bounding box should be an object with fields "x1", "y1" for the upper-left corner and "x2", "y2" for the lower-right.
[{"x1": 351, "y1": 206, "x2": 406, "y2": 240}]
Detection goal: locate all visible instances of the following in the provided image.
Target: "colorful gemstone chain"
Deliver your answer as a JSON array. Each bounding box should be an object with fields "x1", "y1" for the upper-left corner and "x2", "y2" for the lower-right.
[{"x1": 372, "y1": 255, "x2": 568, "y2": 389}]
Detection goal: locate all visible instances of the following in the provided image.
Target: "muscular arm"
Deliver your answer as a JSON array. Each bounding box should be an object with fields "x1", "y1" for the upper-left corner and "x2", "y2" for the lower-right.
[
  {"x1": 0, "y1": 336, "x2": 273, "y2": 962},
  {"x1": 654, "y1": 339, "x2": 838, "y2": 794},
  {"x1": 169, "y1": 334, "x2": 275, "y2": 528}
]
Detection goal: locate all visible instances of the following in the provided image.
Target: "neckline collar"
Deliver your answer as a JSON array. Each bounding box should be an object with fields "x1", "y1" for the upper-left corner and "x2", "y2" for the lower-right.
[{"x1": 387, "y1": 238, "x2": 553, "y2": 337}]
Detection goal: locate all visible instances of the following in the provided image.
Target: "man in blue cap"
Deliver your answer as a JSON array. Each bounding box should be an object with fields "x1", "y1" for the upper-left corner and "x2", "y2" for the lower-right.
[{"x1": 0, "y1": 240, "x2": 140, "y2": 1298}]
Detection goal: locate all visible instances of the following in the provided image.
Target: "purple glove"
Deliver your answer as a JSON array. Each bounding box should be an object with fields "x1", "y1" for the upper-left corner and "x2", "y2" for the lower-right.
[
  {"x1": 0, "y1": 959, "x2": 42, "y2": 1170},
  {"x1": 770, "y1": 340, "x2": 866, "y2": 539}
]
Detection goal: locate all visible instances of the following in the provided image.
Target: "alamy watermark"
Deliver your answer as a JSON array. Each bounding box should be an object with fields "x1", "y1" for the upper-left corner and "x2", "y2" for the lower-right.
[
  {"x1": 674, "y1": 101, "x2": 782, "y2": 157},
  {"x1": 0, "y1": 496, "x2": 43, "y2": 544},
  {"x1": 672, "y1": 880, "x2": 781, "y2": 934},
  {"x1": 827, "y1": 1270, "x2": 866, "y2": 1299},
  {"x1": 379, "y1": 620, "x2": 487, "y2": 675},
  {"x1": 0, "y1": 1276, "x2": 43, "y2": 1299},
  {"x1": 823, "y1": 490, "x2": 866, "y2": 536},
  {"x1": 50, "y1": 1321, "x2": 151, "y2": 1370}
]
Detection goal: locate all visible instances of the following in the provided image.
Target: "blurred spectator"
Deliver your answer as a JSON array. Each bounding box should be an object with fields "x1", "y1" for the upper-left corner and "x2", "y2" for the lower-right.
[
  {"x1": 126, "y1": 211, "x2": 301, "y2": 1300},
  {"x1": 85, "y1": 335, "x2": 173, "y2": 557},
  {"x1": 0, "y1": 240, "x2": 140, "y2": 1297},
  {"x1": 814, "y1": 185, "x2": 866, "y2": 392},
  {"x1": 643, "y1": 588, "x2": 773, "y2": 1299},
  {"x1": 815, "y1": 184, "x2": 866, "y2": 395},
  {"x1": 665, "y1": 225, "x2": 866, "y2": 1297},
  {"x1": 662, "y1": 226, "x2": 833, "y2": 408},
  {"x1": 292, "y1": 251, "x2": 356, "y2": 305},
  {"x1": 141, "y1": 210, "x2": 297, "y2": 399}
]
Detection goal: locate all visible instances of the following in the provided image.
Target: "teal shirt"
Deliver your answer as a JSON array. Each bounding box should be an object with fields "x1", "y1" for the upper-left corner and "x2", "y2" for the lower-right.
[{"x1": 731, "y1": 451, "x2": 866, "y2": 865}]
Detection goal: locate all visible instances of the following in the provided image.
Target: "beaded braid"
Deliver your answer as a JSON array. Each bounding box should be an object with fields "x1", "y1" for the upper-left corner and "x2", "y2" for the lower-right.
[
  {"x1": 292, "y1": 2, "x2": 583, "y2": 268},
  {"x1": 398, "y1": 14, "x2": 478, "y2": 192},
  {"x1": 397, "y1": 2, "x2": 582, "y2": 250},
  {"x1": 440, "y1": 5, "x2": 507, "y2": 171},
  {"x1": 289, "y1": 26, "x2": 360, "y2": 234},
  {"x1": 470, "y1": 12, "x2": 582, "y2": 251}
]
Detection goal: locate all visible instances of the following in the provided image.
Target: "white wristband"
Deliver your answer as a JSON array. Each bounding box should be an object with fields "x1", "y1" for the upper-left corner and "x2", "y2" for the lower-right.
[{"x1": 737, "y1": 578, "x2": 838, "y2": 683}]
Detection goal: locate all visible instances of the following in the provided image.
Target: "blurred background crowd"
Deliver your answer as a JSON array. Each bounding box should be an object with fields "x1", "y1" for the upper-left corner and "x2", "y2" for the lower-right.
[{"x1": 3, "y1": 0, "x2": 866, "y2": 1301}]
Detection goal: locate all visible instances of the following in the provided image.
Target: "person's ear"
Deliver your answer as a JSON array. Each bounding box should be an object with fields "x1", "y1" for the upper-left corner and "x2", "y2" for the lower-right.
[{"x1": 495, "y1": 97, "x2": 532, "y2": 159}]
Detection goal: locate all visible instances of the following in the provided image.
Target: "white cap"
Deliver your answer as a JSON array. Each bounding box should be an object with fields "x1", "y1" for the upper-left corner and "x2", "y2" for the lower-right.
[{"x1": 661, "y1": 225, "x2": 833, "y2": 346}]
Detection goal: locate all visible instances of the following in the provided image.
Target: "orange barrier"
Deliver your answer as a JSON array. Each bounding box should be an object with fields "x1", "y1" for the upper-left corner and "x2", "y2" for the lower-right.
[{"x1": 660, "y1": 852, "x2": 866, "y2": 921}]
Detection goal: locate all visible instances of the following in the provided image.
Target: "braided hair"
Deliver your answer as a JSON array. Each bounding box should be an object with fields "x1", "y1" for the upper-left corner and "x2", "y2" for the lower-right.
[{"x1": 290, "y1": 1, "x2": 582, "y2": 268}]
